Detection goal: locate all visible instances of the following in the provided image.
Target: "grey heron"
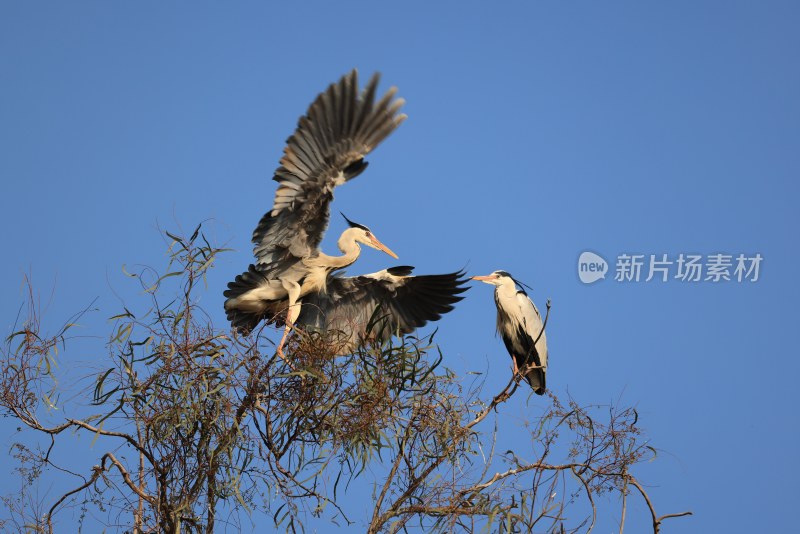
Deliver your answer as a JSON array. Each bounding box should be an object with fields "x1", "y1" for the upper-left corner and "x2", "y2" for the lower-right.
[
  {"x1": 472, "y1": 271, "x2": 548, "y2": 395},
  {"x1": 297, "y1": 266, "x2": 468, "y2": 354},
  {"x1": 224, "y1": 70, "x2": 466, "y2": 357}
]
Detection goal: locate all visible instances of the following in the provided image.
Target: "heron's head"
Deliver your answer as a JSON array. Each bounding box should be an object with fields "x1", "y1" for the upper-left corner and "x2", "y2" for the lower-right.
[
  {"x1": 471, "y1": 270, "x2": 515, "y2": 287},
  {"x1": 341, "y1": 213, "x2": 399, "y2": 259}
]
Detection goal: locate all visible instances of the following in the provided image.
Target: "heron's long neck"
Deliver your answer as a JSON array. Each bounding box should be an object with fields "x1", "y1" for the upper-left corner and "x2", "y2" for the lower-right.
[
  {"x1": 311, "y1": 230, "x2": 360, "y2": 269},
  {"x1": 332, "y1": 232, "x2": 361, "y2": 268},
  {"x1": 495, "y1": 281, "x2": 519, "y2": 303},
  {"x1": 304, "y1": 229, "x2": 361, "y2": 272}
]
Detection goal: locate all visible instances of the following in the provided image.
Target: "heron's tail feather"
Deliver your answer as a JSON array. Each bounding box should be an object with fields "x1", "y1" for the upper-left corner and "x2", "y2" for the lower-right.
[
  {"x1": 525, "y1": 367, "x2": 546, "y2": 396},
  {"x1": 225, "y1": 309, "x2": 261, "y2": 335},
  {"x1": 223, "y1": 265, "x2": 284, "y2": 334}
]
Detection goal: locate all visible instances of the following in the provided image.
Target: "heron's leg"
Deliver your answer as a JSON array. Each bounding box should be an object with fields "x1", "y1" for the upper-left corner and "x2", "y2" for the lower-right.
[{"x1": 277, "y1": 281, "x2": 302, "y2": 364}]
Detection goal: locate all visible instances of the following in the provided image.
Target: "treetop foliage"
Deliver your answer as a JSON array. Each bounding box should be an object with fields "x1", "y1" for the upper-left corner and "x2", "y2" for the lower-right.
[{"x1": 0, "y1": 225, "x2": 690, "y2": 533}]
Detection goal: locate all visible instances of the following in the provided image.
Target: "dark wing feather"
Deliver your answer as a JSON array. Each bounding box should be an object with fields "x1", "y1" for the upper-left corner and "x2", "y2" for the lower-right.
[
  {"x1": 499, "y1": 324, "x2": 546, "y2": 394},
  {"x1": 252, "y1": 70, "x2": 407, "y2": 265},
  {"x1": 297, "y1": 268, "x2": 469, "y2": 350}
]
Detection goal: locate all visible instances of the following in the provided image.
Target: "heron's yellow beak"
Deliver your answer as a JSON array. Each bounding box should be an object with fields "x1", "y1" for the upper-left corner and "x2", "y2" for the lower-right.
[
  {"x1": 370, "y1": 235, "x2": 399, "y2": 259},
  {"x1": 471, "y1": 275, "x2": 495, "y2": 282}
]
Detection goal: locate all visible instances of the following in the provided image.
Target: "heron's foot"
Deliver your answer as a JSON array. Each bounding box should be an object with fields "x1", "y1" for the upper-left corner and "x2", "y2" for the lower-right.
[
  {"x1": 511, "y1": 359, "x2": 521, "y2": 377},
  {"x1": 276, "y1": 345, "x2": 296, "y2": 370},
  {"x1": 512, "y1": 369, "x2": 524, "y2": 384},
  {"x1": 493, "y1": 389, "x2": 512, "y2": 406}
]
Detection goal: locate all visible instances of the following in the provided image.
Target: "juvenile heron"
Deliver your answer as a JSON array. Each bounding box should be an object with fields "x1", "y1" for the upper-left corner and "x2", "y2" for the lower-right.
[{"x1": 472, "y1": 271, "x2": 548, "y2": 395}]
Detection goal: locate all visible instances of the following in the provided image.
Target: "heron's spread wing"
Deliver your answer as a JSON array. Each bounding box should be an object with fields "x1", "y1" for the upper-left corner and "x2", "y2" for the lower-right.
[
  {"x1": 252, "y1": 70, "x2": 407, "y2": 265},
  {"x1": 298, "y1": 267, "x2": 468, "y2": 348}
]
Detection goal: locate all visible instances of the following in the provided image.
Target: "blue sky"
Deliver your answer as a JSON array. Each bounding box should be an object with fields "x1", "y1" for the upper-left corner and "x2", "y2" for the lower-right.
[{"x1": 1, "y1": 2, "x2": 798, "y2": 532}]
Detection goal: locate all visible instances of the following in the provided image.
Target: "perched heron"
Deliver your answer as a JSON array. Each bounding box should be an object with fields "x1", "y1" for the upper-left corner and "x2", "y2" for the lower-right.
[
  {"x1": 472, "y1": 271, "x2": 548, "y2": 395},
  {"x1": 224, "y1": 70, "x2": 466, "y2": 357}
]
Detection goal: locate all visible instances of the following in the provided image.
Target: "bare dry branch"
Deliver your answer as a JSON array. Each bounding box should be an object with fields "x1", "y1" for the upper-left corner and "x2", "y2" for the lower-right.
[{"x1": 1, "y1": 225, "x2": 688, "y2": 533}]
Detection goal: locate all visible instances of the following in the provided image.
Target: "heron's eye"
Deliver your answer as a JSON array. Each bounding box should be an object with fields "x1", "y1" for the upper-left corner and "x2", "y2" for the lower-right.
[{"x1": 365, "y1": 231, "x2": 372, "y2": 238}]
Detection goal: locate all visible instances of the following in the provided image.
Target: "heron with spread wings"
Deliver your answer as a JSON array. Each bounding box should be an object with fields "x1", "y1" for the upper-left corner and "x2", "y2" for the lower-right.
[
  {"x1": 298, "y1": 266, "x2": 467, "y2": 354},
  {"x1": 224, "y1": 70, "x2": 468, "y2": 357}
]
